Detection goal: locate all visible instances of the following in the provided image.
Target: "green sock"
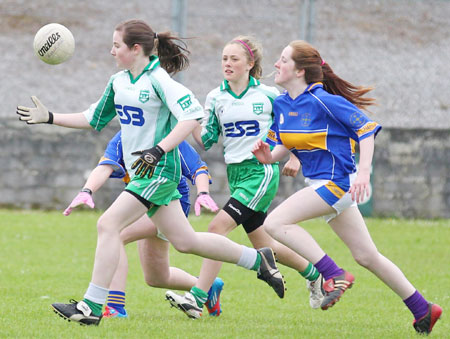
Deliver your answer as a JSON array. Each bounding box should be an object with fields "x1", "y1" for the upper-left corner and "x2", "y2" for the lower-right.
[
  {"x1": 251, "y1": 252, "x2": 262, "y2": 271},
  {"x1": 190, "y1": 287, "x2": 208, "y2": 308},
  {"x1": 83, "y1": 298, "x2": 103, "y2": 316},
  {"x1": 300, "y1": 262, "x2": 320, "y2": 281}
]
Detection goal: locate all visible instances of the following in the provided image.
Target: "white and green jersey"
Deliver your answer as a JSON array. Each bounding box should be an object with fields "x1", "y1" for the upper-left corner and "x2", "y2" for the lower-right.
[
  {"x1": 201, "y1": 77, "x2": 279, "y2": 164},
  {"x1": 84, "y1": 55, "x2": 204, "y2": 182}
]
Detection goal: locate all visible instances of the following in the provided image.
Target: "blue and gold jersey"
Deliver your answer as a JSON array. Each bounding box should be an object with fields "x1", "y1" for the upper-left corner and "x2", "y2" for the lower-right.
[
  {"x1": 271, "y1": 82, "x2": 381, "y2": 181},
  {"x1": 99, "y1": 131, "x2": 210, "y2": 200}
]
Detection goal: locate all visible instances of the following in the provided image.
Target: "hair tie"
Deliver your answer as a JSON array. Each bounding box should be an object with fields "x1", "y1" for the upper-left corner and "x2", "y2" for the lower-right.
[
  {"x1": 234, "y1": 39, "x2": 254, "y2": 60},
  {"x1": 154, "y1": 32, "x2": 158, "y2": 39},
  {"x1": 321, "y1": 59, "x2": 325, "y2": 66}
]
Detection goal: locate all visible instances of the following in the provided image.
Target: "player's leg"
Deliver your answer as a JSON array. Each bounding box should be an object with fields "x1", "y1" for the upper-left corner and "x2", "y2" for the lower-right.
[
  {"x1": 137, "y1": 231, "x2": 197, "y2": 290},
  {"x1": 329, "y1": 206, "x2": 442, "y2": 334},
  {"x1": 247, "y1": 224, "x2": 323, "y2": 309},
  {"x1": 52, "y1": 191, "x2": 148, "y2": 325},
  {"x1": 104, "y1": 214, "x2": 156, "y2": 319},
  {"x1": 263, "y1": 186, "x2": 354, "y2": 310},
  {"x1": 186, "y1": 210, "x2": 237, "y2": 316},
  {"x1": 264, "y1": 186, "x2": 333, "y2": 262},
  {"x1": 194, "y1": 211, "x2": 236, "y2": 290},
  {"x1": 156, "y1": 200, "x2": 284, "y2": 317}
]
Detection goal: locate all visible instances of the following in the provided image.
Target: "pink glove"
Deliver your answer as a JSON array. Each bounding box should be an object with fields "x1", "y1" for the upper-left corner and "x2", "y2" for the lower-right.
[
  {"x1": 194, "y1": 192, "x2": 219, "y2": 216},
  {"x1": 63, "y1": 191, "x2": 95, "y2": 216}
]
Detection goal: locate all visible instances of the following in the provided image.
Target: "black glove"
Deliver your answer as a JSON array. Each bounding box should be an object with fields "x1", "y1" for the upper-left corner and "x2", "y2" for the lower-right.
[{"x1": 131, "y1": 145, "x2": 165, "y2": 178}]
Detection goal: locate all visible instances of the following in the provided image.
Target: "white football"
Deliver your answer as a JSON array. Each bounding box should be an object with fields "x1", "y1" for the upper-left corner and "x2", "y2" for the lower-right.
[{"x1": 33, "y1": 23, "x2": 75, "y2": 65}]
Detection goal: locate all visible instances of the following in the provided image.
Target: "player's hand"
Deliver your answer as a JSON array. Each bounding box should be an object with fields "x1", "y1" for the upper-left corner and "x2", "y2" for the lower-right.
[
  {"x1": 282, "y1": 154, "x2": 300, "y2": 177},
  {"x1": 16, "y1": 96, "x2": 53, "y2": 124},
  {"x1": 194, "y1": 192, "x2": 219, "y2": 216},
  {"x1": 63, "y1": 191, "x2": 95, "y2": 216},
  {"x1": 252, "y1": 139, "x2": 272, "y2": 164},
  {"x1": 131, "y1": 145, "x2": 165, "y2": 178},
  {"x1": 349, "y1": 169, "x2": 371, "y2": 203}
]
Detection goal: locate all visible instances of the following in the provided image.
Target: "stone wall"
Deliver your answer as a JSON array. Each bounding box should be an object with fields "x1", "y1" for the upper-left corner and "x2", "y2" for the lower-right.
[
  {"x1": 2, "y1": 121, "x2": 449, "y2": 218},
  {"x1": 372, "y1": 128, "x2": 450, "y2": 218}
]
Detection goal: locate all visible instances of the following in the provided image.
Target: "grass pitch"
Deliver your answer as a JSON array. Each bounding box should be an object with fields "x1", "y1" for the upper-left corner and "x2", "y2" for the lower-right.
[{"x1": 0, "y1": 210, "x2": 448, "y2": 338}]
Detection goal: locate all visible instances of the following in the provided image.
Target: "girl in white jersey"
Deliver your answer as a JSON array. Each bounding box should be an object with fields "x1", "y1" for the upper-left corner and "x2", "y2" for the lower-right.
[
  {"x1": 17, "y1": 20, "x2": 284, "y2": 326},
  {"x1": 166, "y1": 36, "x2": 325, "y2": 319},
  {"x1": 252, "y1": 40, "x2": 442, "y2": 335}
]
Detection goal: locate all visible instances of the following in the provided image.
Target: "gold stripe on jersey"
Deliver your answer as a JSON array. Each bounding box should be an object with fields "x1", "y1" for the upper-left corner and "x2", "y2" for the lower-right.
[
  {"x1": 350, "y1": 138, "x2": 356, "y2": 153},
  {"x1": 356, "y1": 122, "x2": 378, "y2": 137},
  {"x1": 266, "y1": 130, "x2": 277, "y2": 143},
  {"x1": 325, "y1": 181, "x2": 345, "y2": 199},
  {"x1": 279, "y1": 130, "x2": 327, "y2": 150}
]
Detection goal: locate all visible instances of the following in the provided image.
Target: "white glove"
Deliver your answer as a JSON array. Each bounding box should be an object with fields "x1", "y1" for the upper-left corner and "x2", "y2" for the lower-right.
[{"x1": 16, "y1": 96, "x2": 53, "y2": 124}]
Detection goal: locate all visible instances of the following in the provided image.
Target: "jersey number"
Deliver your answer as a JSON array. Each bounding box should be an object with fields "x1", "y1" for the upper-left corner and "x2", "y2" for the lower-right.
[
  {"x1": 115, "y1": 105, "x2": 145, "y2": 126},
  {"x1": 224, "y1": 120, "x2": 260, "y2": 137}
]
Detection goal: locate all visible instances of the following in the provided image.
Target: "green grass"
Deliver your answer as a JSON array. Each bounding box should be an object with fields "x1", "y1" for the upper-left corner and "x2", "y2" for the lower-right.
[{"x1": 0, "y1": 210, "x2": 448, "y2": 338}]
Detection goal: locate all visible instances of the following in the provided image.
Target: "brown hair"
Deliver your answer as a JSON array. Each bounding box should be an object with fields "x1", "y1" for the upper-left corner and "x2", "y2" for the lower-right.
[
  {"x1": 228, "y1": 35, "x2": 263, "y2": 79},
  {"x1": 115, "y1": 19, "x2": 190, "y2": 75},
  {"x1": 289, "y1": 40, "x2": 375, "y2": 109}
]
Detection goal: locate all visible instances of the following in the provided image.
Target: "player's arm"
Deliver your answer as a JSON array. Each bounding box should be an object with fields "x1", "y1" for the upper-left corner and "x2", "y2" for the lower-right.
[
  {"x1": 131, "y1": 119, "x2": 201, "y2": 178},
  {"x1": 194, "y1": 172, "x2": 219, "y2": 216},
  {"x1": 16, "y1": 96, "x2": 91, "y2": 129},
  {"x1": 63, "y1": 164, "x2": 114, "y2": 216},
  {"x1": 192, "y1": 124, "x2": 205, "y2": 150},
  {"x1": 158, "y1": 119, "x2": 201, "y2": 153},
  {"x1": 349, "y1": 134, "x2": 374, "y2": 203},
  {"x1": 83, "y1": 165, "x2": 115, "y2": 193},
  {"x1": 281, "y1": 153, "x2": 301, "y2": 177},
  {"x1": 252, "y1": 140, "x2": 290, "y2": 164}
]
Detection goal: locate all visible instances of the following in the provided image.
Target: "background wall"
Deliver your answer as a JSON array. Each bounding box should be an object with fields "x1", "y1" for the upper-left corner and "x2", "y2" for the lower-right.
[{"x1": 0, "y1": 0, "x2": 449, "y2": 218}]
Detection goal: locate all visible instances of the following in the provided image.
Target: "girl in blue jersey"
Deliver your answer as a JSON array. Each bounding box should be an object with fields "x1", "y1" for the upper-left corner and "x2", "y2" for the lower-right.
[
  {"x1": 64, "y1": 131, "x2": 222, "y2": 318},
  {"x1": 166, "y1": 36, "x2": 324, "y2": 320},
  {"x1": 253, "y1": 40, "x2": 441, "y2": 335},
  {"x1": 17, "y1": 19, "x2": 284, "y2": 326}
]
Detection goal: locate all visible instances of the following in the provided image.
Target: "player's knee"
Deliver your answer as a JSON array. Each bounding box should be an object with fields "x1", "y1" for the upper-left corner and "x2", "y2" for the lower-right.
[
  {"x1": 144, "y1": 275, "x2": 167, "y2": 288},
  {"x1": 353, "y1": 250, "x2": 379, "y2": 268},
  {"x1": 207, "y1": 220, "x2": 226, "y2": 234},
  {"x1": 96, "y1": 215, "x2": 121, "y2": 238},
  {"x1": 96, "y1": 216, "x2": 111, "y2": 235},
  {"x1": 262, "y1": 217, "x2": 278, "y2": 237},
  {"x1": 171, "y1": 239, "x2": 195, "y2": 254}
]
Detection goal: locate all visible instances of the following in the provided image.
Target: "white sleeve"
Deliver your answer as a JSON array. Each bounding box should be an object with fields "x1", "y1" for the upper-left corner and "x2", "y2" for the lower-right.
[{"x1": 153, "y1": 68, "x2": 204, "y2": 122}]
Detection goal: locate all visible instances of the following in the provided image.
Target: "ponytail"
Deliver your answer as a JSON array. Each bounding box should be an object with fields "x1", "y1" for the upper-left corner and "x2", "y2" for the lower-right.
[
  {"x1": 155, "y1": 31, "x2": 190, "y2": 75},
  {"x1": 289, "y1": 40, "x2": 375, "y2": 110},
  {"x1": 115, "y1": 19, "x2": 190, "y2": 75}
]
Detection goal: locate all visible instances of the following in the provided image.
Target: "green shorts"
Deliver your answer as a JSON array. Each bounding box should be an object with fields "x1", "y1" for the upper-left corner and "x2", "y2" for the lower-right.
[
  {"x1": 125, "y1": 175, "x2": 182, "y2": 217},
  {"x1": 227, "y1": 160, "x2": 279, "y2": 213}
]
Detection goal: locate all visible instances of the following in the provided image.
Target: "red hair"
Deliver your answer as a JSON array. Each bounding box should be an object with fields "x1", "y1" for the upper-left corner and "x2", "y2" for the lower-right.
[{"x1": 289, "y1": 40, "x2": 375, "y2": 110}]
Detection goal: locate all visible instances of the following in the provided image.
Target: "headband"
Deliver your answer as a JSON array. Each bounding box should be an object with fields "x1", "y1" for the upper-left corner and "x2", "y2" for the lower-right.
[
  {"x1": 234, "y1": 39, "x2": 254, "y2": 60},
  {"x1": 321, "y1": 59, "x2": 325, "y2": 66}
]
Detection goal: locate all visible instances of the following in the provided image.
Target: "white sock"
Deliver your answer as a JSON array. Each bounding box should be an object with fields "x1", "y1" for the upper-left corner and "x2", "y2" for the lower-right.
[
  {"x1": 84, "y1": 282, "x2": 109, "y2": 305},
  {"x1": 236, "y1": 245, "x2": 258, "y2": 269}
]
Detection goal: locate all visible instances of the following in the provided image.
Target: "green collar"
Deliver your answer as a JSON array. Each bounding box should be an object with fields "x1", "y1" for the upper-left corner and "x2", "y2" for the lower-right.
[
  {"x1": 127, "y1": 55, "x2": 160, "y2": 84},
  {"x1": 220, "y1": 76, "x2": 260, "y2": 99}
]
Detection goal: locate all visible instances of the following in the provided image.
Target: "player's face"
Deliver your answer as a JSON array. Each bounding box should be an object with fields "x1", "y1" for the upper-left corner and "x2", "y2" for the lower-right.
[
  {"x1": 222, "y1": 43, "x2": 253, "y2": 83},
  {"x1": 111, "y1": 30, "x2": 135, "y2": 69},
  {"x1": 274, "y1": 45, "x2": 298, "y2": 87}
]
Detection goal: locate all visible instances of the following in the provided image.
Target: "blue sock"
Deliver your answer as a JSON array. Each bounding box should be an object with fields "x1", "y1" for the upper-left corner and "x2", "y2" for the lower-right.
[
  {"x1": 314, "y1": 254, "x2": 344, "y2": 281},
  {"x1": 403, "y1": 290, "x2": 429, "y2": 320},
  {"x1": 106, "y1": 290, "x2": 126, "y2": 313}
]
